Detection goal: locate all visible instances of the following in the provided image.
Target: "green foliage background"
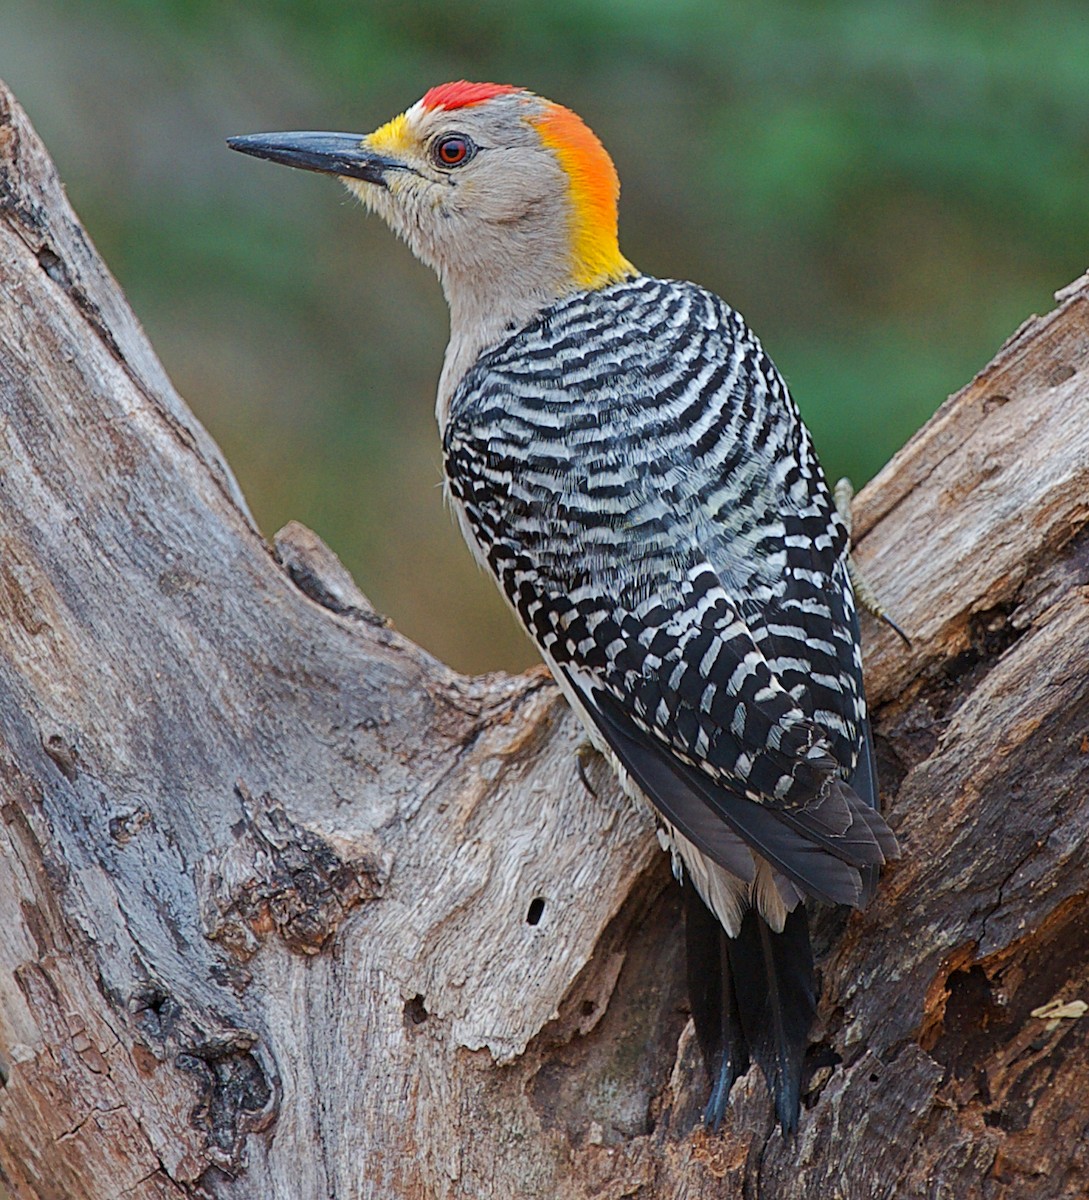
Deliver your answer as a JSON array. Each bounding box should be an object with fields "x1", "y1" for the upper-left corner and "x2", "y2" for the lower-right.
[{"x1": 4, "y1": 1, "x2": 1088, "y2": 672}]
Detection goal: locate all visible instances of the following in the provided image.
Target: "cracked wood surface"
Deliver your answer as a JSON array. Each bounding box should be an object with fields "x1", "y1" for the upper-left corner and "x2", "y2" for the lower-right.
[{"x1": 1, "y1": 78, "x2": 1088, "y2": 1199}]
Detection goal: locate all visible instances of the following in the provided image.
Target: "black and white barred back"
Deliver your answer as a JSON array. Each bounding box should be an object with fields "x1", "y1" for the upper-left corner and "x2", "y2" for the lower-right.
[{"x1": 443, "y1": 275, "x2": 888, "y2": 913}]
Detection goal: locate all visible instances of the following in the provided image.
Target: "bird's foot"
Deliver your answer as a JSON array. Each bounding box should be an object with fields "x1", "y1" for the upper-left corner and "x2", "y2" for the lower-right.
[{"x1": 575, "y1": 740, "x2": 601, "y2": 797}]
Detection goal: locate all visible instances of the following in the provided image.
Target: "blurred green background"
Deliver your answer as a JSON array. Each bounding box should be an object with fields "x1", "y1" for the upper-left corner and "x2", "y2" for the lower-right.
[{"x1": 3, "y1": 1, "x2": 1088, "y2": 674}]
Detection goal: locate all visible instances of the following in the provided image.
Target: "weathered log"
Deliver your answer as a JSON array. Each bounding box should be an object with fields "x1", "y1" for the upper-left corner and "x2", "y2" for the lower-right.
[{"x1": 1, "y1": 78, "x2": 1087, "y2": 1199}]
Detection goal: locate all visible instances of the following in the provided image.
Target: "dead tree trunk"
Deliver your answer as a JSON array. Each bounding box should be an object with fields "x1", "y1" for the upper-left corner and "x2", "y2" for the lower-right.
[{"x1": 1, "y1": 79, "x2": 1087, "y2": 1200}]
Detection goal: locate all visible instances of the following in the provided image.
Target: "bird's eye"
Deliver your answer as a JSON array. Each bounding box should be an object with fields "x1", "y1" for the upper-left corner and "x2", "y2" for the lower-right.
[{"x1": 433, "y1": 134, "x2": 474, "y2": 168}]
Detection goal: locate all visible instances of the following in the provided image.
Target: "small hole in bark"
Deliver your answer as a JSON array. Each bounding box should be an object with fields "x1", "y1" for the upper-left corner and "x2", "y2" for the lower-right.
[
  {"x1": 580, "y1": 999, "x2": 596, "y2": 1017},
  {"x1": 37, "y1": 246, "x2": 72, "y2": 288},
  {"x1": 404, "y1": 994, "x2": 428, "y2": 1026},
  {"x1": 42, "y1": 733, "x2": 78, "y2": 781},
  {"x1": 130, "y1": 987, "x2": 178, "y2": 1039},
  {"x1": 802, "y1": 1041, "x2": 841, "y2": 1106},
  {"x1": 526, "y1": 897, "x2": 546, "y2": 926},
  {"x1": 806, "y1": 1041, "x2": 841, "y2": 1072}
]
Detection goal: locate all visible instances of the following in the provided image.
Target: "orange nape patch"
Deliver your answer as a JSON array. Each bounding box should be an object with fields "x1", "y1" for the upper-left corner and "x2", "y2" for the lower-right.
[
  {"x1": 532, "y1": 102, "x2": 634, "y2": 290},
  {"x1": 422, "y1": 81, "x2": 520, "y2": 111}
]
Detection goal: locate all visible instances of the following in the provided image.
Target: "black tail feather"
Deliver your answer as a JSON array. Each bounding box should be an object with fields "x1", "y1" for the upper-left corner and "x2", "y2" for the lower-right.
[
  {"x1": 684, "y1": 884, "x2": 749, "y2": 1130},
  {"x1": 686, "y1": 887, "x2": 816, "y2": 1134},
  {"x1": 731, "y1": 905, "x2": 816, "y2": 1133}
]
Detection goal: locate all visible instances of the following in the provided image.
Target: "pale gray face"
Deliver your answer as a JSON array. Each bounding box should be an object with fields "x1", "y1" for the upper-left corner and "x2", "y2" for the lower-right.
[
  {"x1": 229, "y1": 92, "x2": 573, "y2": 288},
  {"x1": 348, "y1": 93, "x2": 575, "y2": 288},
  {"x1": 228, "y1": 87, "x2": 631, "y2": 345}
]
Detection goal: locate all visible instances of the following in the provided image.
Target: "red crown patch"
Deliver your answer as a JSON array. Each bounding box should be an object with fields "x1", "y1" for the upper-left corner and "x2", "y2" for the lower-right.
[{"x1": 422, "y1": 81, "x2": 521, "y2": 112}]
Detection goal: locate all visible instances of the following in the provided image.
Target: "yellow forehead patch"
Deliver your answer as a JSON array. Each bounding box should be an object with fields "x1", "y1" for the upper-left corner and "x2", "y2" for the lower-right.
[{"x1": 367, "y1": 111, "x2": 414, "y2": 157}]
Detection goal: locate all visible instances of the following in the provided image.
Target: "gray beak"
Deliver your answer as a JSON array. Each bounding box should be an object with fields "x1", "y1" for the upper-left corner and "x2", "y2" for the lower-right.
[{"x1": 226, "y1": 131, "x2": 403, "y2": 186}]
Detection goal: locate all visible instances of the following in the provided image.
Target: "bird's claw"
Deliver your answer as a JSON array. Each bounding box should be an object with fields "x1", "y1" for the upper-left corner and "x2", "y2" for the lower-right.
[
  {"x1": 835, "y1": 477, "x2": 913, "y2": 649},
  {"x1": 576, "y1": 740, "x2": 600, "y2": 797}
]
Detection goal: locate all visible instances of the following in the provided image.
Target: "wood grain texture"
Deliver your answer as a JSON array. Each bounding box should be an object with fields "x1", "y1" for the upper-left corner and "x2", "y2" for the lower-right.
[{"x1": 1, "y1": 78, "x2": 1087, "y2": 1198}]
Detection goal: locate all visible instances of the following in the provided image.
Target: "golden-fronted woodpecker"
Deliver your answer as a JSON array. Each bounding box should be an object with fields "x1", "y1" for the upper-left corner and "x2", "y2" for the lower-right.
[{"x1": 228, "y1": 80, "x2": 898, "y2": 1134}]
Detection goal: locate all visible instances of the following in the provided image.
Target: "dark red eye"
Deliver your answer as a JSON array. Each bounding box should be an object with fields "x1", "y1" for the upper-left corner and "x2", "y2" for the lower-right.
[{"x1": 434, "y1": 134, "x2": 474, "y2": 167}]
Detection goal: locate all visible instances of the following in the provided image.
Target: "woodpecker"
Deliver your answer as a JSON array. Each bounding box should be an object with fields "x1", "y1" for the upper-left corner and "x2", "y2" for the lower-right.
[{"x1": 229, "y1": 81, "x2": 898, "y2": 1133}]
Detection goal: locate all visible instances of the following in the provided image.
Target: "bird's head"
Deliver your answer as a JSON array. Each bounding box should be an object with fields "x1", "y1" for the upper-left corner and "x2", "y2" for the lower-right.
[{"x1": 229, "y1": 82, "x2": 635, "y2": 325}]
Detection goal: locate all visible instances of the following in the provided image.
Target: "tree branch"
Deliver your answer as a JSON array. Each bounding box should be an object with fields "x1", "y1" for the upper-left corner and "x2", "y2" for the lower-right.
[{"x1": 1, "y1": 79, "x2": 1087, "y2": 1199}]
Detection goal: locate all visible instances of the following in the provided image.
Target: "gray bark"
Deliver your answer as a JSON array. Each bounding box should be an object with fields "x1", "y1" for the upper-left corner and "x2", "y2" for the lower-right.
[{"x1": 1, "y1": 79, "x2": 1088, "y2": 1199}]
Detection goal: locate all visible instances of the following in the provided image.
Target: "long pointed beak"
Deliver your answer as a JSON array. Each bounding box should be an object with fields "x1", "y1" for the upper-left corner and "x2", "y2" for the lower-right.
[{"x1": 226, "y1": 131, "x2": 403, "y2": 186}]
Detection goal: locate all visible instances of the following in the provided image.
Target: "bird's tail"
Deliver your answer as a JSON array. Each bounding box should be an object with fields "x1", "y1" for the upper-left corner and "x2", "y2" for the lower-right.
[{"x1": 685, "y1": 886, "x2": 815, "y2": 1134}]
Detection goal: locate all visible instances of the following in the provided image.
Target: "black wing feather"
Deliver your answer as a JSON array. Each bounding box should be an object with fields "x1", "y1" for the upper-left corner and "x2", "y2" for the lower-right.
[{"x1": 580, "y1": 678, "x2": 871, "y2": 907}]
